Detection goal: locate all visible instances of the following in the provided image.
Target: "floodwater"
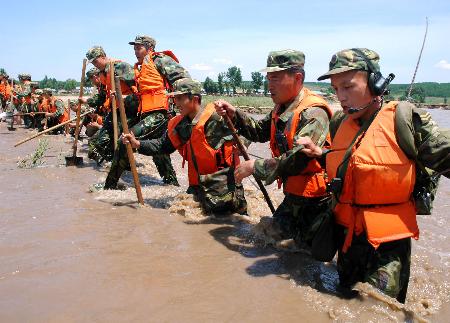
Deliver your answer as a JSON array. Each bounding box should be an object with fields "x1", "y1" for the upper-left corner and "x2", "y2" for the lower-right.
[{"x1": 0, "y1": 109, "x2": 449, "y2": 322}]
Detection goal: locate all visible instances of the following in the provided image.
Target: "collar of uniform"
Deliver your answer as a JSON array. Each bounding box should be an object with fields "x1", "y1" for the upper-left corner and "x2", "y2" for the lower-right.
[
  {"x1": 275, "y1": 88, "x2": 305, "y2": 122},
  {"x1": 190, "y1": 106, "x2": 205, "y2": 126}
]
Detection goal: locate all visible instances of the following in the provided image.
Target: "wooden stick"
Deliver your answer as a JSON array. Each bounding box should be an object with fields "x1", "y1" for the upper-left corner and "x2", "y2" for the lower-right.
[
  {"x1": 223, "y1": 114, "x2": 276, "y2": 214},
  {"x1": 72, "y1": 59, "x2": 87, "y2": 158},
  {"x1": 13, "y1": 112, "x2": 47, "y2": 117},
  {"x1": 114, "y1": 76, "x2": 144, "y2": 205},
  {"x1": 14, "y1": 109, "x2": 94, "y2": 147},
  {"x1": 110, "y1": 62, "x2": 118, "y2": 150}
]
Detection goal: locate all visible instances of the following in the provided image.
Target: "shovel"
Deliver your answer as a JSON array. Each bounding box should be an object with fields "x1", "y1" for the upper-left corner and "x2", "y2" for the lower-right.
[{"x1": 66, "y1": 58, "x2": 87, "y2": 166}]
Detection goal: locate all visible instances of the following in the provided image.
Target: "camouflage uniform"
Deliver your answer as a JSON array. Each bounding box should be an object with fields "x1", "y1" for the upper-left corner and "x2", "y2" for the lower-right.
[
  {"x1": 85, "y1": 47, "x2": 139, "y2": 164},
  {"x1": 135, "y1": 78, "x2": 247, "y2": 213},
  {"x1": 317, "y1": 48, "x2": 450, "y2": 303},
  {"x1": 43, "y1": 88, "x2": 66, "y2": 133},
  {"x1": 16, "y1": 74, "x2": 33, "y2": 128},
  {"x1": 104, "y1": 36, "x2": 190, "y2": 188},
  {"x1": 233, "y1": 50, "x2": 331, "y2": 247}
]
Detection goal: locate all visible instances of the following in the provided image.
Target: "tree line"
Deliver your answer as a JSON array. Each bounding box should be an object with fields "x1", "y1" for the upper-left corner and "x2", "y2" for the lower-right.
[{"x1": 203, "y1": 66, "x2": 269, "y2": 95}]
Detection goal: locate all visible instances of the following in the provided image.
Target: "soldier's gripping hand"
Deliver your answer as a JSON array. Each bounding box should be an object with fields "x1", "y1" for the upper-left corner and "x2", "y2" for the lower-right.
[
  {"x1": 296, "y1": 136, "x2": 323, "y2": 158},
  {"x1": 121, "y1": 132, "x2": 140, "y2": 149},
  {"x1": 214, "y1": 99, "x2": 236, "y2": 119},
  {"x1": 234, "y1": 159, "x2": 255, "y2": 183}
]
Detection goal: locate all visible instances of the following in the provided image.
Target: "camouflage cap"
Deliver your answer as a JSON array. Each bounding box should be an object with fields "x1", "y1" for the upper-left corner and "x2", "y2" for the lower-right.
[
  {"x1": 68, "y1": 99, "x2": 78, "y2": 106},
  {"x1": 129, "y1": 35, "x2": 156, "y2": 49},
  {"x1": 18, "y1": 73, "x2": 32, "y2": 80},
  {"x1": 86, "y1": 46, "x2": 106, "y2": 63},
  {"x1": 167, "y1": 78, "x2": 202, "y2": 96},
  {"x1": 35, "y1": 89, "x2": 44, "y2": 95},
  {"x1": 317, "y1": 48, "x2": 380, "y2": 81},
  {"x1": 43, "y1": 88, "x2": 53, "y2": 95},
  {"x1": 86, "y1": 67, "x2": 100, "y2": 79},
  {"x1": 260, "y1": 49, "x2": 305, "y2": 73},
  {"x1": 30, "y1": 81, "x2": 39, "y2": 88}
]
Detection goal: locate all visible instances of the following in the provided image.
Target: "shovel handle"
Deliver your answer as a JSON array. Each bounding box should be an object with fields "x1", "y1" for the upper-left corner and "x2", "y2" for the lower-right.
[
  {"x1": 223, "y1": 114, "x2": 276, "y2": 214},
  {"x1": 73, "y1": 58, "x2": 87, "y2": 158},
  {"x1": 114, "y1": 76, "x2": 144, "y2": 205}
]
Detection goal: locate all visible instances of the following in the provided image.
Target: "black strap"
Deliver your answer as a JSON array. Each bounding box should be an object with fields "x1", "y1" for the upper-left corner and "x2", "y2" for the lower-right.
[{"x1": 335, "y1": 110, "x2": 380, "y2": 199}]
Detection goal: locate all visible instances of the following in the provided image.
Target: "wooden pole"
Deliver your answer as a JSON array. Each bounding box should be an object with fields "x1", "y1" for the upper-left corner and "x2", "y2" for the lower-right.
[
  {"x1": 407, "y1": 17, "x2": 428, "y2": 100},
  {"x1": 65, "y1": 99, "x2": 70, "y2": 135},
  {"x1": 14, "y1": 109, "x2": 94, "y2": 147},
  {"x1": 114, "y1": 76, "x2": 144, "y2": 205},
  {"x1": 223, "y1": 114, "x2": 276, "y2": 214},
  {"x1": 72, "y1": 59, "x2": 87, "y2": 158},
  {"x1": 109, "y1": 62, "x2": 118, "y2": 150}
]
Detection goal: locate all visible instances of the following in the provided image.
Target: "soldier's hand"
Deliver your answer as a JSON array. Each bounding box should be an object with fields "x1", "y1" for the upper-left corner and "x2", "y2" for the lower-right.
[
  {"x1": 234, "y1": 159, "x2": 255, "y2": 183},
  {"x1": 296, "y1": 136, "x2": 323, "y2": 158},
  {"x1": 45, "y1": 112, "x2": 54, "y2": 118},
  {"x1": 78, "y1": 97, "x2": 87, "y2": 104},
  {"x1": 214, "y1": 99, "x2": 236, "y2": 119},
  {"x1": 121, "y1": 132, "x2": 140, "y2": 149}
]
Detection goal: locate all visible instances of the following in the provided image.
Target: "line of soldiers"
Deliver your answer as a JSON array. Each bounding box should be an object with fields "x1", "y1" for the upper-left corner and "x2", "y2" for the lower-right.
[{"x1": 4, "y1": 36, "x2": 450, "y2": 304}]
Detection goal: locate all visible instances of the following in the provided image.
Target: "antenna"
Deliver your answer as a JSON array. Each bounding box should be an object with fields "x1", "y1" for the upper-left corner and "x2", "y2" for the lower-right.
[{"x1": 407, "y1": 17, "x2": 429, "y2": 101}]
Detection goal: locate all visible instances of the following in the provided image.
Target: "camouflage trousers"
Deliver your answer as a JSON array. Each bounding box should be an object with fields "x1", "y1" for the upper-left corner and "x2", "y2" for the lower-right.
[
  {"x1": 336, "y1": 229, "x2": 411, "y2": 303},
  {"x1": 104, "y1": 110, "x2": 178, "y2": 189},
  {"x1": 267, "y1": 194, "x2": 332, "y2": 247}
]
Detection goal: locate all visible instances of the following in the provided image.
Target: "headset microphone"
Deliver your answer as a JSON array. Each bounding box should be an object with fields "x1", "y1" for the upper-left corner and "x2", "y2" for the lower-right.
[{"x1": 347, "y1": 98, "x2": 378, "y2": 114}]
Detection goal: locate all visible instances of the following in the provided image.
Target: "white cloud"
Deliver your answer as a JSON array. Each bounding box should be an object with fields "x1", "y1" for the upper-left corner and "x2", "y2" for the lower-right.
[
  {"x1": 213, "y1": 58, "x2": 233, "y2": 65},
  {"x1": 435, "y1": 60, "x2": 450, "y2": 70},
  {"x1": 189, "y1": 63, "x2": 213, "y2": 71}
]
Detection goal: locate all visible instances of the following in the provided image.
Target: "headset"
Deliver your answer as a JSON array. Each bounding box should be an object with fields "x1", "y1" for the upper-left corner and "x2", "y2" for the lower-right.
[
  {"x1": 351, "y1": 48, "x2": 395, "y2": 96},
  {"x1": 347, "y1": 49, "x2": 396, "y2": 114}
]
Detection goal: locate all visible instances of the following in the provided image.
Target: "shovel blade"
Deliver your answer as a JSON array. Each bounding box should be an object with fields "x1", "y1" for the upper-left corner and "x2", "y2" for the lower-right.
[{"x1": 65, "y1": 155, "x2": 83, "y2": 166}]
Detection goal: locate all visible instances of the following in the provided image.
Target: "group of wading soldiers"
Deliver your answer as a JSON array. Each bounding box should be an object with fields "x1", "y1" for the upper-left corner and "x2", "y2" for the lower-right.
[
  {"x1": 4, "y1": 35, "x2": 450, "y2": 304},
  {"x1": 0, "y1": 69, "x2": 103, "y2": 136}
]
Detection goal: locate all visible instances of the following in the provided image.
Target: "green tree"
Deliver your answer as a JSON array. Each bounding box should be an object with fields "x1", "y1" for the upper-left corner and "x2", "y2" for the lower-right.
[
  {"x1": 203, "y1": 76, "x2": 217, "y2": 94},
  {"x1": 64, "y1": 79, "x2": 78, "y2": 91},
  {"x1": 217, "y1": 73, "x2": 225, "y2": 94},
  {"x1": 400, "y1": 86, "x2": 425, "y2": 103},
  {"x1": 251, "y1": 72, "x2": 264, "y2": 93},
  {"x1": 263, "y1": 76, "x2": 269, "y2": 95},
  {"x1": 226, "y1": 66, "x2": 242, "y2": 94}
]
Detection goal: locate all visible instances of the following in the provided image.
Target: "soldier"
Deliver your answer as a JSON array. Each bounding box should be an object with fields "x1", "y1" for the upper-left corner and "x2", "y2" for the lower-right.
[
  {"x1": 296, "y1": 48, "x2": 450, "y2": 302},
  {"x1": 43, "y1": 88, "x2": 69, "y2": 133},
  {"x1": 16, "y1": 74, "x2": 33, "y2": 127},
  {"x1": 121, "y1": 78, "x2": 247, "y2": 214},
  {"x1": 79, "y1": 67, "x2": 113, "y2": 163},
  {"x1": 32, "y1": 89, "x2": 46, "y2": 131},
  {"x1": 0, "y1": 69, "x2": 11, "y2": 110},
  {"x1": 215, "y1": 50, "x2": 332, "y2": 249},
  {"x1": 84, "y1": 46, "x2": 139, "y2": 164},
  {"x1": 103, "y1": 35, "x2": 190, "y2": 189}
]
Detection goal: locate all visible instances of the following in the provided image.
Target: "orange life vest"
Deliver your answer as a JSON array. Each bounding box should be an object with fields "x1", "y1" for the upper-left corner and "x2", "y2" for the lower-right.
[
  {"x1": 269, "y1": 88, "x2": 332, "y2": 198},
  {"x1": 167, "y1": 104, "x2": 239, "y2": 186},
  {"x1": 48, "y1": 97, "x2": 68, "y2": 123},
  {"x1": 38, "y1": 98, "x2": 48, "y2": 112},
  {"x1": 99, "y1": 59, "x2": 134, "y2": 98},
  {"x1": 133, "y1": 51, "x2": 178, "y2": 114},
  {"x1": 326, "y1": 101, "x2": 418, "y2": 252}
]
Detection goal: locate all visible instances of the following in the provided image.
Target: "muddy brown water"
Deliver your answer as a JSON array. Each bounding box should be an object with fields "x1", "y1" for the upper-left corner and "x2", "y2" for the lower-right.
[{"x1": 0, "y1": 109, "x2": 449, "y2": 322}]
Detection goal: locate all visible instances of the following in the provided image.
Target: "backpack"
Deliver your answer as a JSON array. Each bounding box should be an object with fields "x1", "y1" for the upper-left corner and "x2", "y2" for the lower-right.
[{"x1": 395, "y1": 101, "x2": 440, "y2": 215}]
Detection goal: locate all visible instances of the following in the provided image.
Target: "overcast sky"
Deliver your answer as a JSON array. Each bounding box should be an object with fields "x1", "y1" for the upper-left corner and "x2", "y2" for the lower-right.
[{"x1": 1, "y1": 0, "x2": 449, "y2": 83}]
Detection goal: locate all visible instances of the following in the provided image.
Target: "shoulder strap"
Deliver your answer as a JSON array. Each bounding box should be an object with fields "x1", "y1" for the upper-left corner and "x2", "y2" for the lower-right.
[
  {"x1": 335, "y1": 110, "x2": 380, "y2": 197},
  {"x1": 189, "y1": 140, "x2": 201, "y2": 183}
]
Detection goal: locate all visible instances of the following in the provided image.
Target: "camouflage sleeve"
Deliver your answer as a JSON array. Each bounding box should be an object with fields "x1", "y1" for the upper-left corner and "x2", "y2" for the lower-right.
[
  {"x1": 87, "y1": 90, "x2": 107, "y2": 109},
  {"x1": 253, "y1": 106, "x2": 330, "y2": 184},
  {"x1": 412, "y1": 107, "x2": 450, "y2": 178},
  {"x1": 153, "y1": 54, "x2": 191, "y2": 87},
  {"x1": 17, "y1": 84, "x2": 31, "y2": 98},
  {"x1": 234, "y1": 108, "x2": 272, "y2": 143},
  {"x1": 54, "y1": 99, "x2": 65, "y2": 117},
  {"x1": 204, "y1": 112, "x2": 234, "y2": 149},
  {"x1": 114, "y1": 61, "x2": 136, "y2": 89},
  {"x1": 138, "y1": 130, "x2": 177, "y2": 156}
]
